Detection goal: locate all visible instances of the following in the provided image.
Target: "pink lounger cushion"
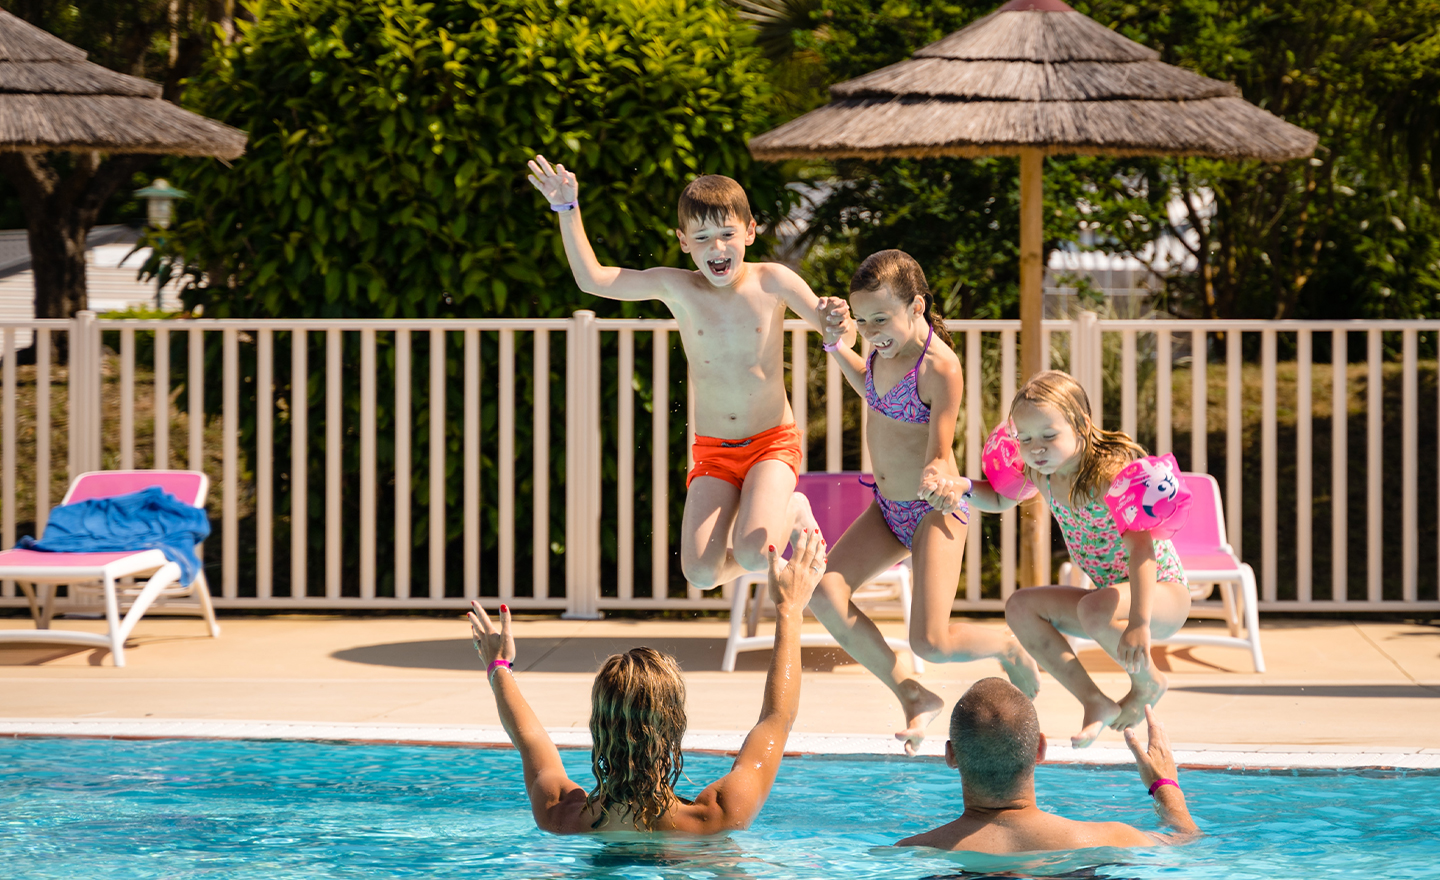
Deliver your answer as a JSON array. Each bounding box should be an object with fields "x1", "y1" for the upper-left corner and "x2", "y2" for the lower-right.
[
  {"x1": 0, "y1": 548, "x2": 155, "y2": 567},
  {"x1": 65, "y1": 471, "x2": 205, "y2": 506}
]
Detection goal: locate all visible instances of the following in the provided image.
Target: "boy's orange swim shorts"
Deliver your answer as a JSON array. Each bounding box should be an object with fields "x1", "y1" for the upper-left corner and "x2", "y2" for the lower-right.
[{"x1": 687, "y1": 422, "x2": 803, "y2": 489}]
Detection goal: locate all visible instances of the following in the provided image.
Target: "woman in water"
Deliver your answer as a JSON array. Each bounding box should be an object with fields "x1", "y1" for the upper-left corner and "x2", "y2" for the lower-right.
[
  {"x1": 813, "y1": 250, "x2": 1039, "y2": 756},
  {"x1": 470, "y1": 529, "x2": 826, "y2": 833}
]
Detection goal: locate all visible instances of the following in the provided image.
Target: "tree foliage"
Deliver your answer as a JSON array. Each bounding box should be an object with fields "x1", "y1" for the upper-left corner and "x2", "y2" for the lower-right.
[
  {"x1": 759, "y1": 0, "x2": 1440, "y2": 321},
  {"x1": 163, "y1": 0, "x2": 792, "y2": 320},
  {"x1": 154, "y1": 0, "x2": 789, "y2": 597}
]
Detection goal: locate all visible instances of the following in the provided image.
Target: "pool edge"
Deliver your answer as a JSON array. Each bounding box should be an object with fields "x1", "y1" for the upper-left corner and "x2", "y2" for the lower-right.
[{"x1": 1, "y1": 718, "x2": 1437, "y2": 772}]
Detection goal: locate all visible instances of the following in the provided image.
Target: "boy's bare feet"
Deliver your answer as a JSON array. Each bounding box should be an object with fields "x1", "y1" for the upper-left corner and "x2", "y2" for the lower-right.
[
  {"x1": 998, "y1": 640, "x2": 1042, "y2": 698},
  {"x1": 895, "y1": 680, "x2": 945, "y2": 756},
  {"x1": 1112, "y1": 670, "x2": 1168, "y2": 731},
  {"x1": 1072, "y1": 693, "x2": 1122, "y2": 748},
  {"x1": 789, "y1": 491, "x2": 820, "y2": 547}
]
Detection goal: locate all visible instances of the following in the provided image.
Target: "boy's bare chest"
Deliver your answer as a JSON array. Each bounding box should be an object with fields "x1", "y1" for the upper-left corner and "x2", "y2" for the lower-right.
[{"x1": 671, "y1": 291, "x2": 784, "y2": 366}]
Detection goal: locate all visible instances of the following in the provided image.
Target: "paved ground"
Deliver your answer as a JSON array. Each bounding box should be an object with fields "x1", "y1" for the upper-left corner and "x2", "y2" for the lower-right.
[{"x1": 1, "y1": 611, "x2": 1436, "y2": 756}]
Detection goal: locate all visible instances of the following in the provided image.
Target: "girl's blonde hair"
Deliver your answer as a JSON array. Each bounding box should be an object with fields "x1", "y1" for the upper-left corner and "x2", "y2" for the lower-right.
[
  {"x1": 585, "y1": 647, "x2": 688, "y2": 831},
  {"x1": 849, "y1": 249, "x2": 953, "y2": 346},
  {"x1": 1012, "y1": 370, "x2": 1146, "y2": 506}
]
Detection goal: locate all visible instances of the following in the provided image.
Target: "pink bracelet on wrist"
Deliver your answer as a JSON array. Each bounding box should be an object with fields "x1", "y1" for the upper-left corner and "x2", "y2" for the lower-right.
[
  {"x1": 1148, "y1": 777, "x2": 1179, "y2": 796},
  {"x1": 487, "y1": 658, "x2": 513, "y2": 682},
  {"x1": 822, "y1": 340, "x2": 842, "y2": 353},
  {"x1": 549, "y1": 200, "x2": 578, "y2": 213}
]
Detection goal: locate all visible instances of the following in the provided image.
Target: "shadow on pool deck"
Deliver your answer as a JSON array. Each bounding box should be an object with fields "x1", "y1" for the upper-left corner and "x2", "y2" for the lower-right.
[{"x1": 331, "y1": 637, "x2": 857, "y2": 673}]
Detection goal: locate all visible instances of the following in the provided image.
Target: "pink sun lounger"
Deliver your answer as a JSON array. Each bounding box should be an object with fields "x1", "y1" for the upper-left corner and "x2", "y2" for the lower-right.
[{"x1": 0, "y1": 470, "x2": 218, "y2": 667}]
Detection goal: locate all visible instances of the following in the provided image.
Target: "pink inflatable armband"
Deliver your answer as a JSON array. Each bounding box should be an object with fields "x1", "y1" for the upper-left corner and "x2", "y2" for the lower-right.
[
  {"x1": 981, "y1": 421, "x2": 1038, "y2": 501},
  {"x1": 1104, "y1": 454, "x2": 1192, "y2": 539}
]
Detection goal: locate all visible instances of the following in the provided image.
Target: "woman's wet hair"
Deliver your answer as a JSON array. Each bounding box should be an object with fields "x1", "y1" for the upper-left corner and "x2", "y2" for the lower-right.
[
  {"x1": 586, "y1": 647, "x2": 688, "y2": 831},
  {"x1": 1012, "y1": 370, "x2": 1146, "y2": 505},
  {"x1": 848, "y1": 249, "x2": 952, "y2": 346}
]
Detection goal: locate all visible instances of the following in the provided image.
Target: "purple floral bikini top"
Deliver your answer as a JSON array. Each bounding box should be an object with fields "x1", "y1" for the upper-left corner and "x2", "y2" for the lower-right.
[{"x1": 865, "y1": 324, "x2": 933, "y2": 424}]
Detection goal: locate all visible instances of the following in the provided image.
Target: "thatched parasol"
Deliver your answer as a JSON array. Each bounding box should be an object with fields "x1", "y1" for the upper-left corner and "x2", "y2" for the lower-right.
[
  {"x1": 0, "y1": 8, "x2": 246, "y2": 157},
  {"x1": 749, "y1": 0, "x2": 1317, "y2": 584},
  {"x1": 0, "y1": 8, "x2": 246, "y2": 325}
]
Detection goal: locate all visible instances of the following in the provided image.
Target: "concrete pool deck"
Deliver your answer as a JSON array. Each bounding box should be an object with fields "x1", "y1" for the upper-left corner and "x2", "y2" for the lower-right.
[{"x1": 1, "y1": 613, "x2": 1437, "y2": 767}]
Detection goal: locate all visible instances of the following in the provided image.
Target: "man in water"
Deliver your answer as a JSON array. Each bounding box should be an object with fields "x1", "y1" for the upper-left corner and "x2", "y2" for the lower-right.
[{"x1": 898, "y1": 678, "x2": 1199, "y2": 851}]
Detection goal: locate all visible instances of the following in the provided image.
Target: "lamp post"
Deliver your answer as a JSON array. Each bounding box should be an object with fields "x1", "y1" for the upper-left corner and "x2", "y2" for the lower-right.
[{"x1": 133, "y1": 178, "x2": 187, "y2": 309}]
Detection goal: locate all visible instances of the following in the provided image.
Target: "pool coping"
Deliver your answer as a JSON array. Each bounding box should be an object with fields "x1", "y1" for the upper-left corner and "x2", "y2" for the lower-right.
[{"x1": 2, "y1": 718, "x2": 1437, "y2": 771}]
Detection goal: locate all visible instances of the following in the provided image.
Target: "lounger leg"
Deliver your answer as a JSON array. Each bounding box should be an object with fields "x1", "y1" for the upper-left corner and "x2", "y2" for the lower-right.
[
  {"x1": 18, "y1": 581, "x2": 39, "y2": 623},
  {"x1": 1240, "y1": 564, "x2": 1265, "y2": 673},
  {"x1": 898, "y1": 566, "x2": 923, "y2": 674},
  {"x1": 1219, "y1": 582, "x2": 1242, "y2": 637},
  {"x1": 722, "y1": 577, "x2": 747, "y2": 672},
  {"x1": 103, "y1": 574, "x2": 125, "y2": 667},
  {"x1": 38, "y1": 583, "x2": 58, "y2": 629},
  {"x1": 117, "y1": 563, "x2": 182, "y2": 645},
  {"x1": 192, "y1": 572, "x2": 221, "y2": 637}
]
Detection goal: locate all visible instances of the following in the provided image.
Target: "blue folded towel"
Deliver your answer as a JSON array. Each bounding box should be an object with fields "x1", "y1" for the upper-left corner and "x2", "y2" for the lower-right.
[{"x1": 18, "y1": 486, "x2": 211, "y2": 585}]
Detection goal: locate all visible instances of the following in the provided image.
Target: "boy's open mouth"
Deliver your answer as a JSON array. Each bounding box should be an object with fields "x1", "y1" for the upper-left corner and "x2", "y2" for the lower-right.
[{"x1": 707, "y1": 258, "x2": 733, "y2": 276}]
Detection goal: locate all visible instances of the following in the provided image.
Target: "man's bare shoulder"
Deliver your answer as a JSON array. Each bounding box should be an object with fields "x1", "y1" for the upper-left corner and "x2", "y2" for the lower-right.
[{"x1": 896, "y1": 814, "x2": 1156, "y2": 853}]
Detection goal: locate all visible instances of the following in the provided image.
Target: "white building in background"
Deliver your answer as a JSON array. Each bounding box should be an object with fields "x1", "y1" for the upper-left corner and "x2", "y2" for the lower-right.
[{"x1": 0, "y1": 224, "x2": 185, "y2": 345}]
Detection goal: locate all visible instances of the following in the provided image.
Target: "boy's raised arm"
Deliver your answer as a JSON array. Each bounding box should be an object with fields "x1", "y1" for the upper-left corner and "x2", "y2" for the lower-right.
[
  {"x1": 527, "y1": 155, "x2": 681, "y2": 302},
  {"x1": 689, "y1": 532, "x2": 826, "y2": 833}
]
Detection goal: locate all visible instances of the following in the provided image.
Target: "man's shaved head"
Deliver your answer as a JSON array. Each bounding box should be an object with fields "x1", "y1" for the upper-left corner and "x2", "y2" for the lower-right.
[{"x1": 950, "y1": 677, "x2": 1042, "y2": 799}]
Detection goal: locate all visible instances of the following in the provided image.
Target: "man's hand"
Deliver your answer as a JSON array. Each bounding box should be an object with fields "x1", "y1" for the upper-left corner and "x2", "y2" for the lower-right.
[
  {"x1": 1117, "y1": 621, "x2": 1151, "y2": 674},
  {"x1": 1124, "y1": 705, "x2": 1178, "y2": 789},
  {"x1": 768, "y1": 530, "x2": 826, "y2": 609},
  {"x1": 526, "y1": 154, "x2": 578, "y2": 207},
  {"x1": 469, "y1": 600, "x2": 516, "y2": 667},
  {"x1": 816, "y1": 297, "x2": 852, "y2": 346},
  {"x1": 919, "y1": 465, "x2": 971, "y2": 517}
]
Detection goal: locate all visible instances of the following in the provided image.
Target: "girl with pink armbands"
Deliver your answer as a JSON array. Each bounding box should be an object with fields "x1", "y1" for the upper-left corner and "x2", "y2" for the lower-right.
[
  {"x1": 968, "y1": 370, "x2": 1193, "y2": 749},
  {"x1": 813, "y1": 250, "x2": 1040, "y2": 756}
]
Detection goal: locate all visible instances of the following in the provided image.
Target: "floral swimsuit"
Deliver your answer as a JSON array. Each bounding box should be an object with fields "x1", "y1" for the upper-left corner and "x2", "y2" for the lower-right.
[
  {"x1": 861, "y1": 325, "x2": 968, "y2": 550},
  {"x1": 1046, "y1": 488, "x2": 1186, "y2": 589}
]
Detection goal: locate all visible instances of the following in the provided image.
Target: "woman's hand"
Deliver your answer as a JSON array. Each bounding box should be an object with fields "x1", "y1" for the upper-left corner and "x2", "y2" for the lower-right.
[
  {"x1": 919, "y1": 465, "x2": 971, "y2": 517},
  {"x1": 816, "y1": 297, "x2": 851, "y2": 346},
  {"x1": 768, "y1": 529, "x2": 826, "y2": 609},
  {"x1": 1117, "y1": 620, "x2": 1151, "y2": 674},
  {"x1": 526, "y1": 154, "x2": 578, "y2": 207},
  {"x1": 469, "y1": 600, "x2": 516, "y2": 668}
]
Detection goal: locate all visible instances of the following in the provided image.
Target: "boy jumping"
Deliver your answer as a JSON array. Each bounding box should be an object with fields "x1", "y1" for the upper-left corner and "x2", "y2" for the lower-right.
[{"x1": 527, "y1": 155, "x2": 846, "y2": 586}]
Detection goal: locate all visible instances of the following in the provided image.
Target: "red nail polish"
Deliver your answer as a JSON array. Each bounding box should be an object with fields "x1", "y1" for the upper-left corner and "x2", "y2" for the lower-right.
[
  {"x1": 768, "y1": 544, "x2": 775, "y2": 552},
  {"x1": 500, "y1": 604, "x2": 508, "y2": 613}
]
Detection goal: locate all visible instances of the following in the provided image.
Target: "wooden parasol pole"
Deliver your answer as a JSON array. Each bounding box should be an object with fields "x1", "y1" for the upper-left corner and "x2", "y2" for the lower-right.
[{"x1": 1017, "y1": 148, "x2": 1049, "y2": 588}]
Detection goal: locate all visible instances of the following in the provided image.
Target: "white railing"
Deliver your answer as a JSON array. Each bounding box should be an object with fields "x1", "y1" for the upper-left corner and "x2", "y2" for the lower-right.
[{"x1": 0, "y1": 311, "x2": 1436, "y2": 617}]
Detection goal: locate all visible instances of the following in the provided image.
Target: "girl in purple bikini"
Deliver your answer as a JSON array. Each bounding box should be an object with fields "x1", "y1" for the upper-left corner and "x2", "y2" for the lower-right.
[{"x1": 813, "y1": 250, "x2": 1039, "y2": 755}]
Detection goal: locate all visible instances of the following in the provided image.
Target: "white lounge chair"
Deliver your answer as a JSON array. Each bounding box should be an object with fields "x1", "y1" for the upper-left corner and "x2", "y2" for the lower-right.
[
  {"x1": 0, "y1": 470, "x2": 218, "y2": 667},
  {"x1": 722, "y1": 471, "x2": 922, "y2": 673},
  {"x1": 1058, "y1": 471, "x2": 1265, "y2": 672}
]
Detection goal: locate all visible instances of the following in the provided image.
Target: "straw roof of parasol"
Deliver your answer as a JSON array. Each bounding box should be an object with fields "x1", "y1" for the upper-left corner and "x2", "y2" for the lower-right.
[
  {"x1": 749, "y1": 0, "x2": 1317, "y2": 162},
  {"x1": 0, "y1": 8, "x2": 246, "y2": 158}
]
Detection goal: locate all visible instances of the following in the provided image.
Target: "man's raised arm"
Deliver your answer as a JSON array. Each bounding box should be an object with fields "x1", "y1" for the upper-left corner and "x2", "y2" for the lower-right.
[{"x1": 1125, "y1": 705, "x2": 1200, "y2": 840}]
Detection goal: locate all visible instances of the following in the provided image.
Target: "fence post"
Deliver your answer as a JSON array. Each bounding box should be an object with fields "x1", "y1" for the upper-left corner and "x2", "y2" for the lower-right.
[
  {"x1": 68, "y1": 310, "x2": 102, "y2": 475},
  {"x1": 1073, "y1": 310, "x2": 1102, "y2": 417},
  {"x1": 564, "y1": 310, "x2": 603, "y2": 619}
]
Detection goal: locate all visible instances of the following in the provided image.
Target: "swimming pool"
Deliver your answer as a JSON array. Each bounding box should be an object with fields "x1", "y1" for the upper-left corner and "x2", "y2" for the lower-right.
[{"x1": 2, "y1": 738, "x2": 1436, "y2": 879}]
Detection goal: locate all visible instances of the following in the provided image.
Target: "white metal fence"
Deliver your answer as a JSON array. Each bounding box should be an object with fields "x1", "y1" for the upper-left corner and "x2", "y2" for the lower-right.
[{"x1": 0, "y1": 311, "x2": 1436, "y2": 617}]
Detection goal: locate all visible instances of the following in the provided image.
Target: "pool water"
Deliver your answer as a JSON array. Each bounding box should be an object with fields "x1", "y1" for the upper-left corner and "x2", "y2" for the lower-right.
[{"x1": 1, "y1": 738, "x2": 1437, "y2": 879}]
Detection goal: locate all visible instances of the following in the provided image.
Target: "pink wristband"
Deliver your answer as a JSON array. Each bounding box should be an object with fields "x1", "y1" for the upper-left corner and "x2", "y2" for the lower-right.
[
  {"x1": 487, "y1": 658, "x2": 512, "y2": 681},
  {"x1": 1148, "y1": 777, "x2": 1179, "y2": 796},
  {"x1": 822, "y1": 340, "x2": 842, "y2": 353}
]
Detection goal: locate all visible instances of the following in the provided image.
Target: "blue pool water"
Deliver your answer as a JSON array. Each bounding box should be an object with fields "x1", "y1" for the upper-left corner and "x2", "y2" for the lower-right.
[{"x1": 1, "y1": 738, "x2": 1437, "y2": 879}]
